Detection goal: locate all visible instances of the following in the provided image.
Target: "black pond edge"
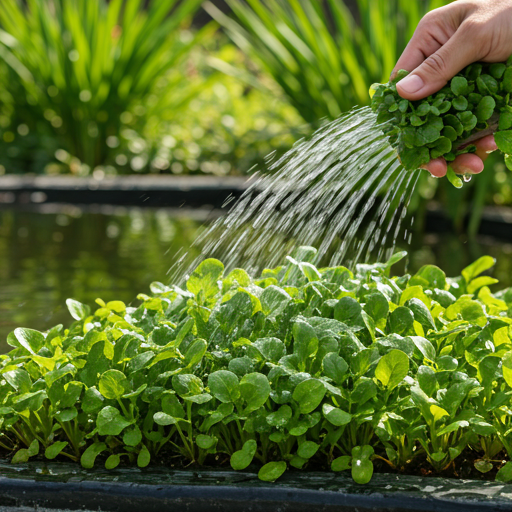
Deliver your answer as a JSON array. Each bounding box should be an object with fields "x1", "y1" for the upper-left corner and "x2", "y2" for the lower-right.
[
  {"x1": 1, "y1": 175, "x2": 512, "y2": 242},
  {"x1": 0, "y1": 464, "x2": 512, "y2": 512},
  {"x1": 0, "y1": 175, "x2": 251, "y2": 209}
]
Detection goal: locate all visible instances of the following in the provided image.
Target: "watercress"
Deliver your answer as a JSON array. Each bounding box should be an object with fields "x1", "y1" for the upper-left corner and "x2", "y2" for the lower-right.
[
  {"x1": 2, "y1": 249, "x2": 512, "y2": 484},
  {"x1": 370, "y1": 57, "x2": 512, "y2": 176}
]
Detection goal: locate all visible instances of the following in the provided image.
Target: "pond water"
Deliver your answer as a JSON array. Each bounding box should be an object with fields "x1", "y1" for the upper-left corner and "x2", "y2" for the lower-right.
[{"x1": 0, "y1": 205, "x2": 511, "y2": 353}]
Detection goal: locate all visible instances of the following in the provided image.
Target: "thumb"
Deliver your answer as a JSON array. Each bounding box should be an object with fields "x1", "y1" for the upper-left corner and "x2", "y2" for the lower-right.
[{"x1": 396, "y1": 28, "x2": 478, "y2": 100}]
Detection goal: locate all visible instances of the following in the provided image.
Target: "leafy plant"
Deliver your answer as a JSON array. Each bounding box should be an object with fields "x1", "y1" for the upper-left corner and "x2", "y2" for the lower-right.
[
  {"x1": 0, "y1": 0, "x2": 204, "y2": 172},
  {"x1": 205, "y1": 0, "x2": 451, "y2": 124},
  {"x1": 371, "y1": 59, "x2": 512, "y2": 176},
  {"x1": 107, "y1": 38, "x2": 306, "y2": 176},
  {"x1": 2, "y1": 247, "x2": 512, "y2": 484}
]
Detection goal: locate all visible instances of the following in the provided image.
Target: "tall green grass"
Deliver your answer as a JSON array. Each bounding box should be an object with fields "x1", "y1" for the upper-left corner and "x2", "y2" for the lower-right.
[
  {"x1": 0, "y1": 0, "x2": 204, "y2": 171},
  {"x1": 205, "y1": 0, "x2": 451, "y2": 124}
]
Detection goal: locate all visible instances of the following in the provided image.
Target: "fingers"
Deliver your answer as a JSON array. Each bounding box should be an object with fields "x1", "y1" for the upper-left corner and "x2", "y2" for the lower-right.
[
  {"x1": 474, "y1": 134, "x2": 498, "y2": 160},
  {"x1": 451, "y1": 153, "x2": 484, "y2": 175},
  {"x1": 396, "y1": 25, "x2": 480, "y2": 100},
  {"x1": 391, "y1": 16, "x2": 447, "y2": 80},
  {"x1": 422, "y1": 135, "x2": 497, "y2": 178},
  {"x1": 422, "y1": 158, "x2": 447, "y2": 177}
]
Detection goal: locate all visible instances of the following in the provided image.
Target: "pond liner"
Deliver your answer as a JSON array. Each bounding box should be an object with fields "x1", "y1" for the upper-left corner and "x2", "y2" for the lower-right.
[
  {"x1": 0, "y1": 175, "x2": 250, "y2": 209},
  {"x1": 0, "y1": 462, "x2": 512, "y2": 512}
]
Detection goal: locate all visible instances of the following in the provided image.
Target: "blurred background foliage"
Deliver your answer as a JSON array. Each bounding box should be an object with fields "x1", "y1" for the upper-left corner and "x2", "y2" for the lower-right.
[{"x1": 0, "y1": 0, "x2": 510, "y2": 232}]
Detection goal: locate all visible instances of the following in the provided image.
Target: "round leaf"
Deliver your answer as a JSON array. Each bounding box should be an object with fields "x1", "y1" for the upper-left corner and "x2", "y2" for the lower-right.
[
  {"x1": 258, "y1": 461, "x2": 287, "y2": 482},
  {"x1": 99, "y1": 370, "x2": 129, "y2": 400},
  {"x1": 292, "y1": 379, "x2": 325, "y2": 414},
  {"x1": 45, "y1": 441, "x2": 68, "y2": 460},
  {"x1": 97, "y1": 406, "x2": 131, "y2": 435},
  {"x1": 375, "y1": 350, "x2": 409, "y2": 390},
  {"x1": 208, "y1": 370, "x2": 240, "y2": 403},
  {"x1": 230, "y1": 440, "x2": 257, "y2": 470}
]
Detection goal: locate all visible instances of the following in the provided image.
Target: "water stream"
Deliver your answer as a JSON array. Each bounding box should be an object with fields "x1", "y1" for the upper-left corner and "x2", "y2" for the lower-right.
[{"x1": 173, "y1": 107, "x2": 420, "y2": 279}]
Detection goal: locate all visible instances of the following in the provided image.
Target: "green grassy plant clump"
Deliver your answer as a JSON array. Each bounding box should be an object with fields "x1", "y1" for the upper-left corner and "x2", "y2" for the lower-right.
[
  {"x1": 3, "y1": 248, "x2": 512, "y2": 484},
  {"x1": 371, "y1": 58, "x2": 512, "y2": 184},
  {"x1": 0, "y1": 0, "x2": 203, "y2": 173}
]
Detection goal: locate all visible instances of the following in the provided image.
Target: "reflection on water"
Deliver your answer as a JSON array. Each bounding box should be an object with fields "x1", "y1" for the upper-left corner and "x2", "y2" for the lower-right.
[
  {"x1": 0, "y1": 205, "x2": 511, "y2": 354},
  {"x1": 0, "y1": 206, "x2": 206, "y2": 352}
]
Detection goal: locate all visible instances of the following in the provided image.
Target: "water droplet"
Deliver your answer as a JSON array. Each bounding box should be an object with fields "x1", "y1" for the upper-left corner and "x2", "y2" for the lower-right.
[{"x1": 463, "y1": 173, "x2": 472, "y2": 183}]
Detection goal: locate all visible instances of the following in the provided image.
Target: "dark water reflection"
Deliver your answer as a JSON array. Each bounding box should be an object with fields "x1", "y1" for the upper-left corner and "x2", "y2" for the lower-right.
[
  {"x1": 0, "y1": 205, "x2": 511, "y2": 353},
  {"x1": 0, "y1": 206, "x2": 207, "y2": 351}
]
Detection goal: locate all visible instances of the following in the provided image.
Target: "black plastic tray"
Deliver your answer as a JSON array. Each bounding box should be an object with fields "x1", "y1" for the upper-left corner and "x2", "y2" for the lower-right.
[{"x1": 1, "y1": 462, "x2": 512, "y2": 512}]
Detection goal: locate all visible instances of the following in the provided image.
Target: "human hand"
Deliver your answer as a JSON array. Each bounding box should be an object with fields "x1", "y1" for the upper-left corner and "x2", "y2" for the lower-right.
[{"x1": 391, "y1": 0, "x2": 512, "y2": 177}]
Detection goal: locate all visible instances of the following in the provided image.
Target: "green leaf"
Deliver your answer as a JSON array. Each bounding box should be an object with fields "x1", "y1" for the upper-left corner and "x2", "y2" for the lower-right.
[
  {"x1": 81, "y1": 442, "x2": 107, "y2": 469},
  {"x1": 292, "y1": 379, "x2": 326, "y2": 414},
  {"x1": 502, "y1": 351, "x2": 512, "y2": 388},
  {"x1": 351, "y1": 445, "x2": 374, "y2": 485},
  {"x1": 97, "y1": 406, "x2": 132, "y2": 436},
  {"x1": 208, "y1": 370, "x2": 240, "y2": 403},
  {"x1": 331, "y1": 456, "x2": 351, "y2": 472},
  {"x1": 388, "y1": 307, "x2": 414, "y2": 336},
  {"x1": 297, "y1": 441, "x2": 319, "y2": 459},
  {"x1": 184, "y1": 339, "x2": 207, "y2": 367},
  {"x1": 409, "y1": 336, "x2": 436, "y2": 362},
  {"x1": 322, "y1": 353, "x2": 348, "y2": 385},
  {"x1": 416, "y1": 124, "x2": 440, "y2": 144},
  {"x1": 230, "y1": 439, "x2": 257, "y2": 470},
  {"x1": 260, "y1": 286, "x2": 291, "y2": 318},
  {"x1": 475, "y1": 96, "x2": 495, "y2": 122},
  {"x1": 351, "y1": 377, "x2": 377, "y2": 405},
  {"x1": 187, "y1": 259, "x2": 224, "y2": 302},
  {"x1": 13, "y1": 390, "x2": 47, "y2": 412},
  {"x1": 196, "y1": 434, "x2": 217, "y2": 450},
  {"x1": 172, "y1": 374, "x2": 204, "y2": 398},
  {"x1": 461, "y1": 256, "x2": 496, "y2": 283},
  {"x1": 11, "y1": 448, "x2": 30, "y2": 464},
  {"x1": 66, "y1": 299, "x2": 90, "y2": 321},
  {"x1": 240, "y1": 373, "x2": 270, "y2": 412},
  {"x1": 266, "y1": 405, "x2": 292, "y2": 427},
  {"x1": 410, "y1": 265, "x2": 446, "y2": 289},
  {"x1": 45, "y1": 441, "x2": 68, "y2": 460},
  {"x1": 496, "y1": 130, "x2": 512, "y2": 154},
  {"x1": 82, "y1": 386, "x2": 104, "y2": 413},
  {"x1": 258, "y1": 461, "x2": 287, "y2": 482},
  {"x1": 406, "y1": 298, "x2": 436, "y2": 331},
  {"x1": 451, "y1": 76, "x2": 468, "y2": 96},
  {"x1": 106, "y1": 454, "x2": 121, "y2": 470},
  {"x1": 375, "y1": 350, "x2": 409, "y2": 390},
  {"x1": 153, "y1": 412, "x2": 178, "y2": 426},
  {"x1": 322, "y1": 403, "x2": 351, "y2": 426},
  {"x1": 293, "y1": 320, "x2": 319, "y2": 367},
  {"x1": 99, "y1": 370, "x2": 129, "y2": 400},
  {"x1": 364, "y1": 292, "x2": 389, "y2": 322},
  {"x1": 252, "y1": 337, "x2": 286, "y2": 363},
  {"x1": 497, "y1": 462, "x2": 512, "y2": 482},
  {"x1": 14, "y1": 327, "x2": 44, "y2": 354},
  {"x1": 500, "y1": 111, "x2": 512, "y2": 130},
  {"x1": 3, "y1": 369, "x2": 32, "y2": 394},
  {"x1": 137, "y1": 444, "x2": 151, "y2": 468},
  {"x1": 467, "y1": 276, "x2": 499, "y2": 294},
  {"x1": 123, "y1": 425, "x2": 142, "y2": 447},
  {"x1": 334, "y1": 296, "x2": 361, "y2": 322}
]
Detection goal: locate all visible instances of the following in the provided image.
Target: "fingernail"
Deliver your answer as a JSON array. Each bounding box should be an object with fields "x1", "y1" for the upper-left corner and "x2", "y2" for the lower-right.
[{"x1": 398, "y1": 74, "x2": 424, "y2": 94}]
